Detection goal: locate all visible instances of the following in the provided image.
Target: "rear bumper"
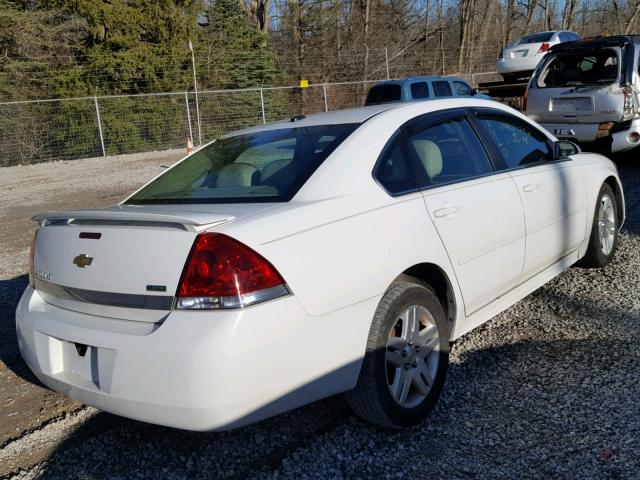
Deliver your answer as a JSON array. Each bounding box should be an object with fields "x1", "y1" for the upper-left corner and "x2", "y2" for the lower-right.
[
  {"x1": 496, "y1": 57, "x2": 539, "y2": 75},
  {"x1": 16, "y1": 287, "x2": 376, "y2": 431},
  {"x1": 539, "y1": 120, "x2": 640, "y2": 153}
]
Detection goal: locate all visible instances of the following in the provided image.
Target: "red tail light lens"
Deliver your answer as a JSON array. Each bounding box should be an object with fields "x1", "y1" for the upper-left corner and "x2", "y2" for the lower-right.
[
  {"x1": 176, "y1": 233, "x2": 288, "y2": 309},
  {"x1": 28, "y1": 230, "x2": 38, "y2": 288},
  {"x1": 538, "y1": 43, "x2": 551, "y2": 53}
]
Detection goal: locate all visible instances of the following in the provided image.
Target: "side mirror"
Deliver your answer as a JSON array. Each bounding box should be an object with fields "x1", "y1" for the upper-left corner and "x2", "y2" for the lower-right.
[
  {"x1": 554, "y1": 140, "x2": 581, "y2": 158},
  {"x1": 471, "y1": 88, "x2": 480, "y2": 96}
]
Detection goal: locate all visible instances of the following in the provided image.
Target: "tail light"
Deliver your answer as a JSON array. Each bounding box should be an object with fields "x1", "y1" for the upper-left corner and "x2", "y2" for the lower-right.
[
  {"x1": 498, "y1": 48, "x2": 504, "y2": 59},
  {"x1": 538, "y1": 43, "x2": 551, "y2": 53},
  {"x1": 623, "y1": 86, "x2": 637, "y2": 121},
  {"x1": 176, "y1": 233, "x2": 289, "y2": 310},
  {"x1": 28, "y1": 230, "x2": 38, "y2": 288}
]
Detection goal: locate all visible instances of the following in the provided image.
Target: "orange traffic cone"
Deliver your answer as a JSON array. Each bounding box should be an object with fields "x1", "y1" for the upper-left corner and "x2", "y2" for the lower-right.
[{"x1": 186, "y1": 137, "x2": 193, "y2": 154}]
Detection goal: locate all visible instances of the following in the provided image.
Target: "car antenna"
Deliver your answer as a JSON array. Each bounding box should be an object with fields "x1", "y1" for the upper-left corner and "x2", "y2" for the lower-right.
[{"x1": 290, "y1": 115, "x2": 306, "y2": 122}]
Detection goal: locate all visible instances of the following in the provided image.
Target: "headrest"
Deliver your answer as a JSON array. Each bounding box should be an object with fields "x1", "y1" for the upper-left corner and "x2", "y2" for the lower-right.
[{"x1": 411, "y1": 139, "x2": 443, "y2": 178}]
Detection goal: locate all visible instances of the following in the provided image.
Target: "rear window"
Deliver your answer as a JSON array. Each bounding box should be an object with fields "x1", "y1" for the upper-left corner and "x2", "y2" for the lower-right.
[
  {"x1": 365, "y1": 84, "x2": 402, "y2": 105},
  {"x1": 433, "y1": 81, "x2": 453, "y2": 97},
  {"x1": 126, "y1": 124, "x2": 359, "y2": 204},
  {"x1": 538, "y1": 50, "x2": 620, "y2": 88},
  {"x1": 511, "y1": 32, "x2": 554, "y2": 46}
]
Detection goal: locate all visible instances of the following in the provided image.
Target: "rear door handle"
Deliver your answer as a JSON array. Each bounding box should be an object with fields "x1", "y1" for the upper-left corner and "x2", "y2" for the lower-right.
[
  {"x1": 433, "y1": 205, "x2": 460, "y2": 218},
  {"x1": 522, "y1": 183, "x2": 540, "y2": 193}
]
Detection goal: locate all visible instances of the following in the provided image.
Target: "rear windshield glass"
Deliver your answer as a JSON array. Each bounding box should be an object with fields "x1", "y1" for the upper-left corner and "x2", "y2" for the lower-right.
[
  {"x1": 126, "y1": 124, "x2": 359, "y2": 204},
  {"x1": 365, "y1": 84, "x2": 402, "y2": 105},
  {"x1": 538, "y1": 50, "x2": 619, "y2": 87},
  {"x1": 511, "y1": 32, "x2": 554, "y2": 46}
]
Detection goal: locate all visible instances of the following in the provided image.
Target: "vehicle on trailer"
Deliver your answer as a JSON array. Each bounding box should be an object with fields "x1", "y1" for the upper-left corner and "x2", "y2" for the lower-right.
[
  {"x1": 497, "y1": 30, "x2": 582, "y2": 82},
  {"x1": 17, "y1": 99, "x2": 624, "y2": 431},
  {"x1": 364, "y1": 76, "x2": 491, "y2": 106},
  {"x1": 526, "y1": 35, "x2": 640, "y2": 154}
]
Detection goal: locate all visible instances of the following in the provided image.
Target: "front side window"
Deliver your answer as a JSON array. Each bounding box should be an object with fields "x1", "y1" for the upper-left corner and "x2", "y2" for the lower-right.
[
  {"x1": 406, "y1": 117, "x2": 494, "y2": 186},
  {"x1": 453, "y1": 81, "x2": 473, "y2": 96},
  {"x1": 373, "y1": 134, "x2": 417, "y2": 194},
  {"x1": 432, "y1": 81, "x2": 453, "y2": 97},
  {"x1": 538, "y1": 50, "x2": 620, "y2": 87},
  {"x1": 410, "y1": 82, "x2": 430, "y2": 99},
  {"x1": 477, "y1": 116, "x2": 552, "y2": 169},
  {"x1": 365, "y1": 84, "x2": 402, "y2": 105},
  {"x1": 127, "y1": 124, "x2": 358, "y2": 204}
]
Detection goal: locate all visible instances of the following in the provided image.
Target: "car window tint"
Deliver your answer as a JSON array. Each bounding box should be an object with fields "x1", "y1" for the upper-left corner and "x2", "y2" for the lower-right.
[
  {"x1": 477, "y1": 116, "x2": 552, "y2": 168},
  {"x1": 432, "y1": 81, "x2": 453, "y2": 97},
  {"x1": 374, "y1": 135, "x2": 417, "y2": 194},
  {"x1": 558, "y1": 32, "x2": 570, "y2": 42},
  {"x1": 453, "y1": 81, "x2": 472, "y2": 96},
  {"x1": 365, "y1": 84, "x2": 402, "y2": 105},
  {"x1": 407, "y1": 118, "x2": 493, "y2": 186},
  {"x1": 511, "y1": 32, "x2": 554, "y2": 45},
  {"x1": 127, "y1": 124, "x2": 359, "y2": 204},
  {"x1": 410, "y1": 82, "x2": 429, "y2": 99}
]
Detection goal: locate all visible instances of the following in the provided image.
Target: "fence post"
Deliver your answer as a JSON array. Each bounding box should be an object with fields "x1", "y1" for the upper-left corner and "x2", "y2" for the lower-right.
[
  {"x1": 323, "y1": 84, "x2": 329, "y2": 112},
  {"x1": 385, "y1": 48, "x2": 390, "y2": 80},
  {"x1": 185, "y1": 91, "x2": 194, "y2": 145},
  {"x1": 260, "y1": 88, "x2": 266, "y2": 124},
  {"x1": 94, "y1": 96, "x2": 106, "y2": 157},
  {"x1": 189, "y1": 40, "x2": 203, "y2": 146}
]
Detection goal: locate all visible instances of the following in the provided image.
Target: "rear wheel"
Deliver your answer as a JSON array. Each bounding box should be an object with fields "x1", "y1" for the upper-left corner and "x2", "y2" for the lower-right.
[
  {"x1": 577, "y1": 183, "x2": 618, "y2": 268},
  {"x1": 345, "y1": 282, "x2": 449, "y2": 428}
]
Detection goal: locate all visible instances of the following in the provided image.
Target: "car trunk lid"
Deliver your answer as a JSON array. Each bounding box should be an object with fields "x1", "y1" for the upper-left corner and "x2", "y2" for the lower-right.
[{"x1": 31, "y1": 204, "x2": 276, "y2": 322}]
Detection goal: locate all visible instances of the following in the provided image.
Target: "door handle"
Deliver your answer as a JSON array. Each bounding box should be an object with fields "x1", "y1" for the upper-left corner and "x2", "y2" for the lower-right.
[
  {"x1": 433, "y1": 205, "x2": 460, "y2": 218},
  {"x1": 522, "y1": 183, "x2": 540, "y2": 193}
]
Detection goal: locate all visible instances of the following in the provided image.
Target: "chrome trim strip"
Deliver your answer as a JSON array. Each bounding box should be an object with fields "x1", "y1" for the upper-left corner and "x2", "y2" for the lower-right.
[
  {"x1": 175, "y1": 284, "x2": 290, "y2": 310},
  {"x1": 35, "y1": 278, "x2": 174, "y2": 310}
]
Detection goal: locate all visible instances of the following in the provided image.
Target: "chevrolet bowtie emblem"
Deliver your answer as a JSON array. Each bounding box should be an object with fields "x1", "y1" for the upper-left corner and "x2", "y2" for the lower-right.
[{"x1": 73, "y1": 254, "x2": 93, "y2": 268}]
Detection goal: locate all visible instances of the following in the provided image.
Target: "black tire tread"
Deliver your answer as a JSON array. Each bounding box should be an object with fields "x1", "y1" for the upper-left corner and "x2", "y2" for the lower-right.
[{"x1": 577, "y1": 183, "x2": 618, "y2": 268}]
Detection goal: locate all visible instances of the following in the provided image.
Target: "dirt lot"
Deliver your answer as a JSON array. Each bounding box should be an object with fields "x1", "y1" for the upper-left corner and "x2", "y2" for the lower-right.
[{"x1": 1, "y1": 150, "x2": 640, "y2": 479}]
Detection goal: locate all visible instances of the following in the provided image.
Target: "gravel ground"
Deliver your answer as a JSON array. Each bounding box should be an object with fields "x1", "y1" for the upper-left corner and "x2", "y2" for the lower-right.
[{"x1": 2, "y1": 152, "x2": 640, "y2": 479}]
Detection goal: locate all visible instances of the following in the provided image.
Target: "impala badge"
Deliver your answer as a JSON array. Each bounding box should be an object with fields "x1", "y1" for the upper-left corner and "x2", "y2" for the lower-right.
[{"x1": 73, "y1": 254, "x2": 93, "y2": 268}]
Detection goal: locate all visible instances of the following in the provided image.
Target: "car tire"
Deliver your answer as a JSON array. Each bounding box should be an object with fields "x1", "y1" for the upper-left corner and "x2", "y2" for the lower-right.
[
  {"x1": 345, "y1": 282, "x2": 449, "y2": 429},
  {"x1": 577, "y1": 183, "x2": 618, "y2": 268}
]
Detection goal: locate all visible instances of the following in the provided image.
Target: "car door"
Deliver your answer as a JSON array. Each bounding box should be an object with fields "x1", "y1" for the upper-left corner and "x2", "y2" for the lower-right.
[
  {"x1": 474, "y1": 111, "x2": 588, "y2": 278},
  {"x1": 404, "y1": 110, "x2": 526, "y2": 316}
]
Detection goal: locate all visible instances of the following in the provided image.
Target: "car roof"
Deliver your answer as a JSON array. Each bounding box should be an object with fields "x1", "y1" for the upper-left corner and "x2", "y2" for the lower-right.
[
  {"x1": 223, "y1": 98, "x2": 510, "y2": 139},
  {"x1": 550, "y1": 35, "x2": 640, "y2": 52},
  {"x1": 222, "y1": 104, "x2": 403, "y2": 137},
  {"x1": 372, "y1": 76, "x2": 463, "y2": 86}
]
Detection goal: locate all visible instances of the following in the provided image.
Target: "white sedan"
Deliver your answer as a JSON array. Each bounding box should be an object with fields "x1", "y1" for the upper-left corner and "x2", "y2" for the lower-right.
[
  {"x1": 497, "y1": 30, "x2": 582, "y2": 81},
  {"x1": 17, "y1": 98, "x2": 624, "y2": 431}
]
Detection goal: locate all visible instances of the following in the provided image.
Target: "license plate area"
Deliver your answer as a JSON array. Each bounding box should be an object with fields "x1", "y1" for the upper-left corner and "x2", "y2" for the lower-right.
[
  {"x1": 34, "y1": 331, "x2": 116, "y2": 393},
  {"x1": 550, "y1": 97, "x2": 593, "y2": 113}
]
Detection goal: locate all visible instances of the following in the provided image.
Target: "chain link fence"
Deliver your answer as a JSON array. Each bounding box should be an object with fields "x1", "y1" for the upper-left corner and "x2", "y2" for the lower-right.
[{"x1": 0, "y1": 75, "x2": 499, "y2": 167}]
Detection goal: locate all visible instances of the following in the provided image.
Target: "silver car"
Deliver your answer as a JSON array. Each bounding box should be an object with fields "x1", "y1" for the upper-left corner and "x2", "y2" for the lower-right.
[
  {"x1": 526, "y1": 35, "x2": 640, "y2": 154},
  {"x1": 497, "y1": 31, "x2": 582, "y2": 81}
]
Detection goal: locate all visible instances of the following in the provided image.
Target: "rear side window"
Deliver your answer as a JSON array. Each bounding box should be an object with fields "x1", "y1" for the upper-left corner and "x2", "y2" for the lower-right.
[
  {"x1": 127, "y1": 124, "x2": 359, "y2": 204},
  {"x1": 432, "y1": 81, "x2": 453, "y2": 97},
  {"x1": 410, "y1": 82, "x2": 430, "y2": 99},
  {"x1": 373, "y1": 134, "x2": 417, "y2": 194},
  {"x1": 538, "y1": 50, "x2": 619, "y2": 87},
  {"x1": 365, "y1": 84, "x2": 402, "y2": 105},
  {"x1": 406, "y1": 118, "x2": 494, "y2": 186},
  {"x1": 453, "y1": 81, "x2": 473, "y2": 96},
  {"x1": 477, "y1": 116, "x2": 552, "y2": 168}
]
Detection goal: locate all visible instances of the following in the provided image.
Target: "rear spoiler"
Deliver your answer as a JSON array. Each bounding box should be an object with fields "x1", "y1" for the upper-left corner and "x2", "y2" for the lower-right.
[{"x1": 32, "y1": 210, "x2": 234, "y2": 232}]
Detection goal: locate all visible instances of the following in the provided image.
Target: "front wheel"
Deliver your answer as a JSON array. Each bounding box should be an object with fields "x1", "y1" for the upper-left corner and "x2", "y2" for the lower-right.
[
  {"x1": 345, "y1": 282, "x2": 449, "y2": 429},
  {"x1": 577, "y1": 183, "x2": 618, "y2": 268}
]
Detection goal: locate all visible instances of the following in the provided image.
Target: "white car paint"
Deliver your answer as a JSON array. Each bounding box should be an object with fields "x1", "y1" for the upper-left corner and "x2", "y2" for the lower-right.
[
  {"x1": 16, "y1": 98, "x2": 624, "y2": 431},
  {"x1": 497, "y1": 31, "x2": 581, "y2": 77}
]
